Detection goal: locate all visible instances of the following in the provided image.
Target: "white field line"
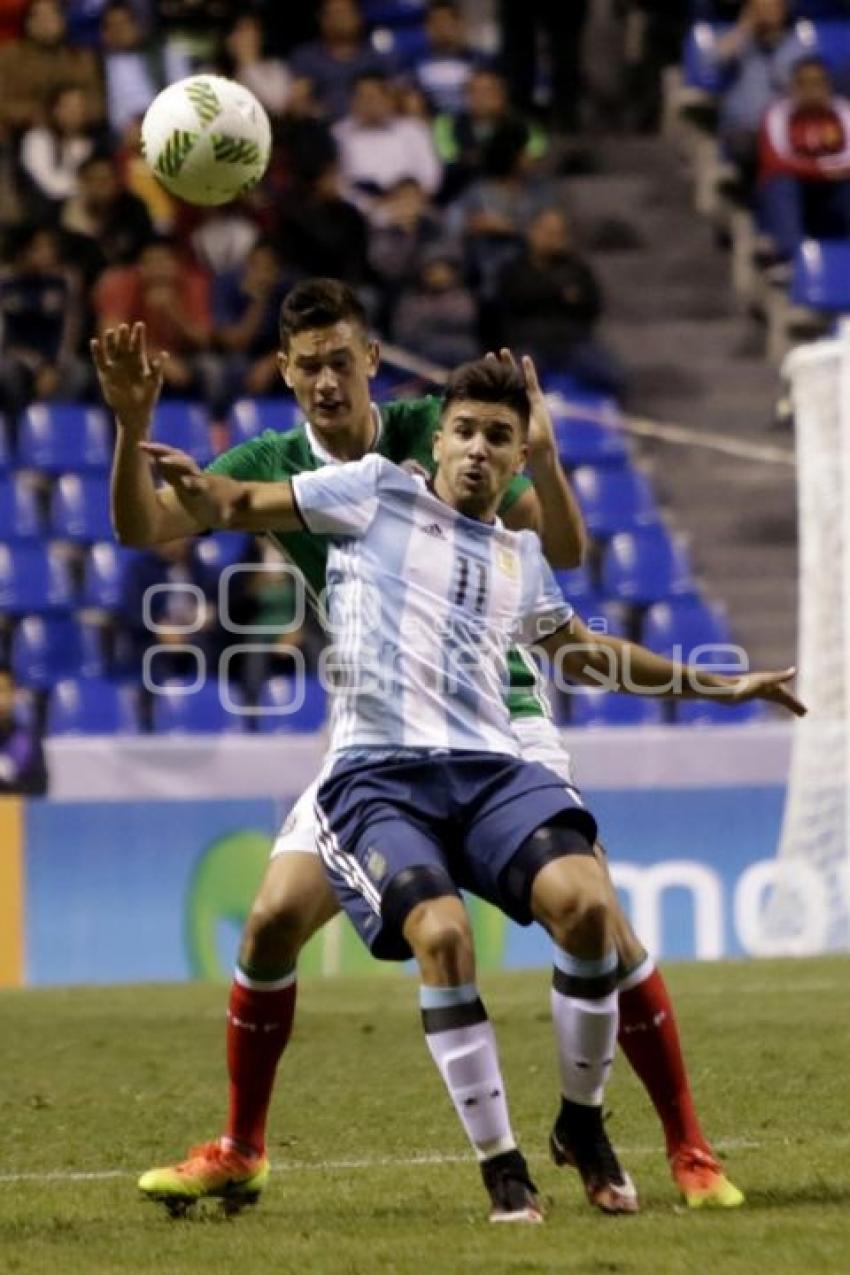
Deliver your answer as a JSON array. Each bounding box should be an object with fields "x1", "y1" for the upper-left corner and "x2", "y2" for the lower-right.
[{"x1": 0, "y1": 1135, "x2": 839, "y2": 1187}]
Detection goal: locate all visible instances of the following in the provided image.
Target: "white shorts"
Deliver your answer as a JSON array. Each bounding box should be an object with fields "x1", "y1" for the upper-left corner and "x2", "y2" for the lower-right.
[{"x1": 270, "y1": 715, "x2": 577, "y2": 859}]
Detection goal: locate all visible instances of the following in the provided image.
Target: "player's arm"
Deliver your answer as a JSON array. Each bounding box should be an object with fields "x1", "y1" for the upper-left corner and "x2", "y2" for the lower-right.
[
  {"x1": 540, "y1": 614, "x2": 806, "y2": 716},
  {"x1": 139, "y1": 446, "x2": 303, "y2": 532},
  {"x1": 496, "y1": 351, "x2": 587, "y2": 568},
  {"x1": 92, "y1": 322, "x2": 206, "y2": 546}
]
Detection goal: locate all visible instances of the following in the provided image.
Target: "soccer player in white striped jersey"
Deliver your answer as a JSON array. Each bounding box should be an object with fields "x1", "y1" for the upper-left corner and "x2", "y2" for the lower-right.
[{"x1": 149, "y1": 357, "x2": 803, "y2": 1223}]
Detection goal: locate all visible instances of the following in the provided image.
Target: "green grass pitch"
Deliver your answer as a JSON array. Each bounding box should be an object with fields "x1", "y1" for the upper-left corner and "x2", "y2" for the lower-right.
[{"x1": 1, "y1": 958, "x2": 848, "y2": 1274}]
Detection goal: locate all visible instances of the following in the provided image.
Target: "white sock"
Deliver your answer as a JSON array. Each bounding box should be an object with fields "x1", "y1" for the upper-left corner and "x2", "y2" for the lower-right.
[
  {"x1": 420, "y1": 984, "x2": 516, "y2": 1161},
  {"x1": 551, "y1": 948, "x2": 619, "y2": 1108}
]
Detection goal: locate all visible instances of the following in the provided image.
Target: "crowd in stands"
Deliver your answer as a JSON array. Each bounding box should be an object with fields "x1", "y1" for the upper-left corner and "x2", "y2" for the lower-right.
[{"x1": 692, "y1": 0, "x2": 850, "y2": 265}]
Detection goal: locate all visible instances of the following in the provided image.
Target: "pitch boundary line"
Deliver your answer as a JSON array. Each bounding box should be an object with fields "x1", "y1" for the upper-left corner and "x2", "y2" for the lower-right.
[{"x1": 0, "y1": 1138, "x2": 778, "y2": 1186}]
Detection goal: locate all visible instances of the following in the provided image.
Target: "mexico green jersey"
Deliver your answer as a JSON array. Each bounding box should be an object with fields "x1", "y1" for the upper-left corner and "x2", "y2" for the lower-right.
[{"x1": 207, "y1": 397, "x2": 549, "y2": 719}]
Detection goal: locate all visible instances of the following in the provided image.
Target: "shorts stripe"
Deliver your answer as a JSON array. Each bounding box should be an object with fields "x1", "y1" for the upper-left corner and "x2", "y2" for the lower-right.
[{"x1": 314, "y1": 800, "x2": 383, "y2": 914}]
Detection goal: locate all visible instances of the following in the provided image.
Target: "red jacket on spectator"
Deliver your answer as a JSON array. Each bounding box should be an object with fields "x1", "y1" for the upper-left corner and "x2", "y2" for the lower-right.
[{"x1": 760, "y1": 97, "x2": 850, "y2": 182}]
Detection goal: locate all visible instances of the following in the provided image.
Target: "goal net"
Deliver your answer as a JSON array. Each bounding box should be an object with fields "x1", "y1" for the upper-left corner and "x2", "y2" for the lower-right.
[{"x1": 760, "y1": 332, "x2": 850, "y2": 954}]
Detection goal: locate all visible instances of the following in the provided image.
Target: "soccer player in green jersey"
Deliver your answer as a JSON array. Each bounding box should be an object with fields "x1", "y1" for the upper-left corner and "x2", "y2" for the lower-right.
[{"x1": 93, "y1": 278, "x2": 743, "y2": 1214}]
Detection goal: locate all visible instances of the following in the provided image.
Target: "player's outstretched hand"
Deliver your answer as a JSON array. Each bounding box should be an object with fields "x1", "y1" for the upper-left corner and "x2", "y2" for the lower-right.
[
  {"x1": 139, "y1": 441, "x2": 241, "y2": 528},
  {"x1": 486, "y1": 347, "x2": 556, "y2": 458},
  {"x1": 90, "y1": 321, "x2": 168, "y2": 436},
  {"x1": 726, "y1": 666, "x2": 806, "y2": 717}
]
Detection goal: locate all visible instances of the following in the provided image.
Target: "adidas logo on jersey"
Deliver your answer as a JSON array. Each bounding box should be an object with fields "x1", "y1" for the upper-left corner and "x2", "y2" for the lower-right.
[{"x1": 423, "y1": 523, "x2": 445, "y2": 539}]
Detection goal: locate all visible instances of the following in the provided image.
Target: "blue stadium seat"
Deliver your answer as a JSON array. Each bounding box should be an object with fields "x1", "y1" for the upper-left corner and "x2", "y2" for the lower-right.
[
  {"x1": 546, "y1": 394, "x2": 629, "y2": 467},
  {"x1": 371, "y1": 23, "x2": 428, "y2": 62},
  {"x1": 255, "y1": 675, "x2": 328, "y2": 733},
  {"x1": 50, "y1": 474, "x2": 113, "y2": 542},
  {"x1": 561, "y1": 687, "x2": 666, "y2": 728},
  {"x1": 151, "y1": 679, "x2": 246, "y2": 734},
  {"x1": 17, "y1": 404, "x2": 112, "y2": 474},
  {"x1": 0, "y1": 544, "x2": 75, "y2": 613},
  {"x1": 363, "y1": 0, "x2": 426, "y2": 26},
  {"x1": 83, "y1": 541, "x2": 139, "y2": 610},
  {"x1": 10, "y1": 614, "x2": 105, "y2": 689},
  {"x1": 796, "y1": 19, "x2": 850, "y2": 92},
  {"x1": 151, "y1": 401, "x2": 214, "y2": 465},
  {"x1": 47, "y1": 677, "x2": 139, "y2": 735},
  {"x1": 0, "y1": 474, "x2": 44, "y2": 540},
  {"x1": 553, "y1": 564, "x2": 599, "y2": 607},
  {"x1": 194, "y1": 532, "x2": 254, "y2": 572},
  {"x1": 791, "y1": 240, "x2": 850, "y2": 311},
  {"x1": 601, "y1": 528, "x2": 695, "y2": 606},
  {"x1": 641, "y1": 598, "x2": 732, "y2": 659},
  {"x1": 674, "y1": 698, "x2": 766, "y2": 726},
  {"x1": 682, "y1": 23, "x2": 734, "y2": 93},
  {"x1": 229, "y1": 398, "x2": 300, "y2": 446},
  {"x1": 572, "y1": 465, "x2": 660, "y2": 537},
  {"x1": 581, "y1": 599, "x2": 629, "y2": 637}
]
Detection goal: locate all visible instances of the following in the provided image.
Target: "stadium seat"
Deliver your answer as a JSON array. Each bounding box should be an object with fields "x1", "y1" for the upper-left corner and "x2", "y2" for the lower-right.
[
  {"x1": 11, "y1": 614, "x2": 105, "y2": 689},
  {"x1": 255, "y1": 675, "x2": 328, "y2": 733},
  {"x1": 50, "y1": 474, "x2": 113, "y2": 542},
  {"x1": 582, "y1": 599, "x2": 629, "y2": 637},
  {"x1": 17, "y1": 404, "x2": 112, "y2": 474},
  {"x1": 194, "y1": 532, "x2": 254, "y2": 572},
  {"x1": 600, "y1": 527, "x2": 696, "y2": 606},
  {"x1": 560, "y1": 687, "x2": 666, "y2": 728},
  {"x1": 796, "y1": 20, "x2": 850, "y2": 93},
  {"x1": 47, "y1": 677, "x2": 139, "y2": 735},
  {"x1": 641, "y1": 598, "x2": 732, "y2": 660},
  {"x1": 151, "y1": 401, "x2": 214, "y2": 466},
  {"x1": 0, "y1": 474, "x2": 44, "y2": 540},
  {"x1": 681, "y1": 23, "x2": 734, "y2": 94},
  {"x1": 150, "y1": 679, "x2": 246, "y2": 733},
  {"x1": 229, "y1": 398, "x2": 300, "y2": 446},
  {"x1": 83, "y1": 541, "x2": 139, "y2": 610},
  {"x1": 674, "y1": 698, "x2": 765, "y2": 726},
  {"x1": 553, "y1": 564, "x2": 599, "y2": 606},
  {"x1": 362, "y1": 0, "x2": 425, "y2": 26},
  {"x1": 790, "y1": 240, "x2": 850, "y2": 312},
  {"x1": 0, "y1": 543, "x2": 75, "y2": 614},
  {"x1": 572, "y1": 465, "x2": 660, "y2": 537},
  {"x1": 371, "y1": 23, "x2": 428, "y2": 62},
  {"x1": 546, "y1": 394, "x2": 629, "y2": 467}
]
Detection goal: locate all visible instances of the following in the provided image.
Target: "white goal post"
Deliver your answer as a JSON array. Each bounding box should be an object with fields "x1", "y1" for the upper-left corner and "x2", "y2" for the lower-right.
[{"x1": 760, "y1": 331, "x2": 850, "y2": 954}]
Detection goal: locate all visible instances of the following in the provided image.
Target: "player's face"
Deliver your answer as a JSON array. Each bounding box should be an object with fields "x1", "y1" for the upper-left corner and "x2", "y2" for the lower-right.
[
  {"x1": 433, "y1": 400, "x2": 528, "y2": 519},
  {"x1": 279, "y1": 322, "x2": 379, "y2": 437}
]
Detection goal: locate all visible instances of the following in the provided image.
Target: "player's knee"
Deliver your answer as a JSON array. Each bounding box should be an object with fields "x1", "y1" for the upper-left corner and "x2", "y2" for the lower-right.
[
  {"x1": 533, "y1": 856, "x2": 611, "y2": 954},
  {"x1": 241, "y1": 894, "x2": 308, "y2": 967},
  {"x1": 407, "y1": 902, "x2": 474, "y2": 981}
]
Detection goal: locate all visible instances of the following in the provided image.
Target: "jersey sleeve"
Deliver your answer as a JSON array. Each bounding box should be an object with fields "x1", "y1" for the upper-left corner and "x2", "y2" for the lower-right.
[
  {"x1": 205, "y1": 434, "x2": 281, "y2": 481},
  {"x1": 291, "y1": 453, "x2": 384, "y2": 538},
  {"x1": 517, "y1": 552, "x2": 573, "y2": 645},
  {"x1": 498, "y1": 472, "x2": 533, "y2": 515}
]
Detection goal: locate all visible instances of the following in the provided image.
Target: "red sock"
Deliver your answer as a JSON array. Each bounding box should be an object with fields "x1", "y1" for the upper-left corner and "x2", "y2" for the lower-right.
[
  {"x1": 224, "y1": 972, "x2": 297, "y2": 1157},
  {"x1": 617, "y1": 963, "x2": 711, "y2": 1159}
]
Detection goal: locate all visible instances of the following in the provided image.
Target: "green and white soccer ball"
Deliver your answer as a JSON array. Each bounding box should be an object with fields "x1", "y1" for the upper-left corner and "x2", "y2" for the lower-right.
[{"x1": 141, "y1": 75, "x2": 271, "y2": 206}]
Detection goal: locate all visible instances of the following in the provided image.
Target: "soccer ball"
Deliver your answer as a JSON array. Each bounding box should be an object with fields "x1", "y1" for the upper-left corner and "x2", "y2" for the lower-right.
[{"x1": 141, "y1": 75, "x2": 271, "y2": 207}]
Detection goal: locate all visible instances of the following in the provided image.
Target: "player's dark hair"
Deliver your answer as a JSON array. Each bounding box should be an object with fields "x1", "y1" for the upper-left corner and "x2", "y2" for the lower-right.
[
  {"x1": 441, "y1": 358, "x2": 531, "y2": 434},
  {"x1": 278, "y1": 278, "x2": 368, "y2": 348}
]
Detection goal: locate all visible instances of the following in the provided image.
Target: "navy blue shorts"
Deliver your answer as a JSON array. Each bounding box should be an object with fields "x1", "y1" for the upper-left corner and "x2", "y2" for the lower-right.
[{"x1": 315, "y1": 749, "x2": 597, "y2": 962}]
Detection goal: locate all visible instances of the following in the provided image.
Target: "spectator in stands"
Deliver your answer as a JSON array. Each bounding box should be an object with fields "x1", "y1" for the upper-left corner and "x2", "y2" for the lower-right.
[
  {"x1": 0, "y1": 0, "x2": 27, "y2": 44},
  {"x1": 393, "y1": 243, "x2": 478, "y2": 366},
  {"x1": 498, "y1": 207, "x2": 625, "y2": 395},
  {"x1": 116, "y1": 116, "x2": 177, "y2": 232},
  {"x1": 497, "y1": 0, "x2": 590, "y2": 134},
  {"x1": 150, "y1": 0, "x2": 242, "y2": 83},
  {"x1": 369, "y1": 177, "x2": 444, "y2": 302},
  {"x1": 410, "y1": 0, "x2": 476, "y2": 116},
  {"x1": 220, "y1": 12, "x2": 292, "y2": 118},
  {"x1": 275, "y1": 159, "x2": 371, "y2": 285},
  {"x1": 119, "y1": 537, "x2": 222, "y2": 685},
  {"x1": 0, "y1": 665, "x2": 47, "y2": 796},
  {"x1": 333, "y1": 72, "x2": 443, "y2": 210},
  {"x1": 714, "y1": 0, "x2": 805, "y2": 186},
  {"x1": 19, "y1": 85, "x2": 98, "y2": 222},
  {"x1": 187, "y1": 201, "x2": 260, "y2": 276},
  {"x1": 94, "y1": 238, "x2": 222, "y2": 407},
  {"x1": 290, "y1": 0, "x2": 394, "y2": 122},
  {"x1": 0, "y1": 226, "x2": 88, "y2": 415},
  {"x1": 0, "y1": 0, "x2": 104, "y2": 131},
  {"x1": 434, "y1": 68, "x2": 546, "y2": 201},
  {"x1": 99, "y1": 1, "x2": 161, "y2": 138},
  {"x1": 61, "y1": 151, "x2": 154, "y2": 283},
  {"x1": 214, "y1": 239, "x2": 292, "y2": 399},
  {"x1": 758, "y1": 56, "x2": 850, "y2": 260}
]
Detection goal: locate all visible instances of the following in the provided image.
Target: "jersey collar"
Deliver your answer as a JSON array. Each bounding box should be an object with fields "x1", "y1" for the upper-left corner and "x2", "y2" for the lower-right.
[{"x1": 304, "y1": 403, "x2": 383, "y2": 467}]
